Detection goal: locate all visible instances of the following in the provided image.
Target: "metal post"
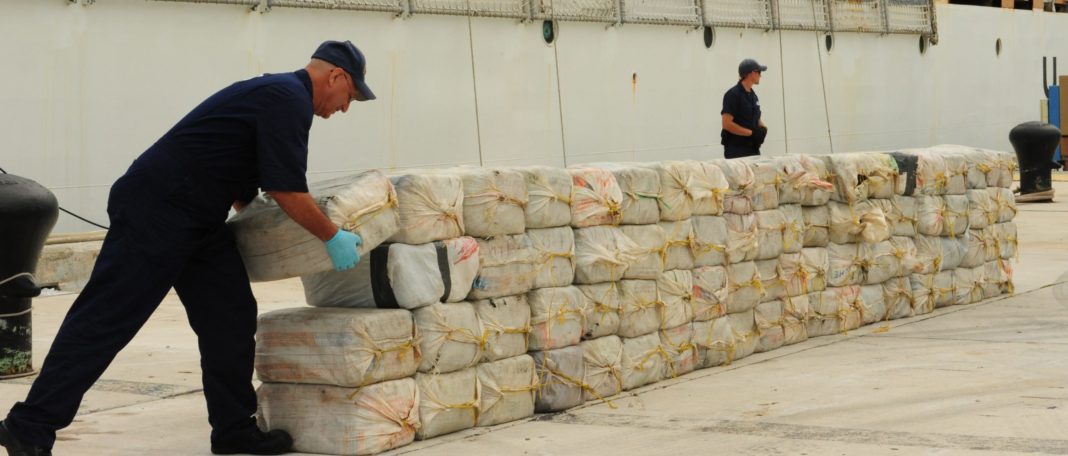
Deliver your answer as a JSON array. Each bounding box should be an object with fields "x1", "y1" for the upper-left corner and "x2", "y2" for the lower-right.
[
  {"x1": 927, "y1": 0, "x2": 939, "y2": 44},
  {"x1": 879, "y1": 0, "x2": 890, "y2": 35}
]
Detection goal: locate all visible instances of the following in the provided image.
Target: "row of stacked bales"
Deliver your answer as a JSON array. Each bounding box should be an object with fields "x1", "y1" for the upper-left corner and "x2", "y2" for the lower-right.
[{"x1": 232, "y1": 145, "x2": 1018, "y2": 456}]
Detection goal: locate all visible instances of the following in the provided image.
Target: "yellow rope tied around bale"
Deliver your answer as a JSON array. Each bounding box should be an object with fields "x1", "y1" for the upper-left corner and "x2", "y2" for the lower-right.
[
  {"x1": 340, "y1": 191, "x2": 399, "y2": 232},
  {"x1": 537, "y1": 362, "x2": 617, "y2": 409}
]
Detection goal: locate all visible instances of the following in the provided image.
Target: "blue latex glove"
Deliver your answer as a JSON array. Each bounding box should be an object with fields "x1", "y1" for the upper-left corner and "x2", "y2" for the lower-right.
[{"x1": 325, "y1": 230, "x2": 362, "y2": 271}]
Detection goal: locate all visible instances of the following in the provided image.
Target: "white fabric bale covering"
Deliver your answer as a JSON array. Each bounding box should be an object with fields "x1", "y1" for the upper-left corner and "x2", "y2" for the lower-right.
[
  {"x1": 574, "y1": 226, "x2": 642, "y2": 284},
  {"x1": 960, "y1": 229, "x2": 990, "y2": 269},
  {"x1": 639, "y1": 160, "x2": 697, "y2": 221},
  {"x1": 714, "y1": 158, "x2": 756, "y2": 214},
  {"x1": 888, "y1": 195, "x2": 918, "y2": 237},
  {"x1": 726, "y1": 261, "x2": 764, "y2": 314},
  {"x1": 691, "y1": 216, "x2": 728, "y2": 267},
  {"x1": 659, "y1": 323, "x2": 699, "y2": 378},
  {"x1": 911, "y1": 152, "x2": 949, "y2": 196},
  {"x1": 618, "y1": 280, "x2": 661, "y2": 338},
  {"x1": 756, "y1": 258, "x2": 785, "y2": 303},
  {"x1": 779, "y1": 253, "x2": 805, "y2": 298},
  {"x1": 966, "y1": 189, "x2": 996, "y2": 230},
  {"x1": 913, "y1": 235, "x2": 943, "y2": 274},
  {"x1": 415, "y1": 368, "x2": 479, "y2": 440},
  {"x1": 992, "y1": 149, "x2": 1018, "y2": 188},
  {"x1": 938, "y1": 151, "x2": 970, "y2": 195},
  {"x1": 452, "y1": 167, "x2": 528, "y2": 237},
  {"x1": 754, "y1": 209, "x2": 786, "y2": 261},
  {"x1": 657, "y1": 270, "x2": 695, "y2": 329},
  {"x1": 995, "y1": 222, "x2": 1018, "y2": 260},
  {"x1": 388, "y1": 172, "x2": 465, "y2": 245},
  {"x1": 782, "y1": 294, "x2": 810, "y2": 345},
  {"x1": 983, "y1": 260, "x2": 1014, "y2": 298},
  {"x1": 828, "y1": 200, "x2": 890, "y2": 245},
  {"x1": 477, "y1": 355, "x2": 537, "y2": 427},
  {"x1": 861, "y1": 240, "x2": 901, "y2": 285},
  {"x1": 942, "y1": 195, "x2": 969, "y2": 237},
  {"x1": 528, "y1": 227, "x2": 576, "y2": 289},
  {"x1": 776, "y1": 155, "x2": 835, "y2": 206},
  {"x1": 469, "y1": 234, "x2": 538, "y2": 300},
  {"x1": 532, "y1": 345, "x2": 586, "y2": 412},
  {"x1": 568, "y1": 167, "x2": 624, "y2": 228},
  {"x1": 909, "y1": 273, "x2": 937, "y2": 315},
  {"x1": 780, "y1": 204, "x2": 804, "y2": 254},
  {"x1": 917, "y1": 195, "x2": 968, "y2": 237},
  {"x1": 857, "y1": 284, "x2": 888, "y2": 325},
  {"x1": 882, "y1": 276, "x2": 914, "y2": 320},
  {"x1": 828, "y1": 153, "x2": 899, "y2": 203},
  {"x1": 940, "y1": 236, "x2": 967, "y2": 271},
  {"x1": 754, "y1": 300, "x2": 785, "y2": 353},
  {"x1": 827, "y1": 243, "x2": 862, "y2": 287},
  {"x1": 692, "y1": 266, "x2": 728, "y2": 322},
  {"x1": 888, "y1": 236, "x2": 919, "y2": 278},
  {"x1": 527, "y1": 286, "x2": 586, "y2": 351},
  {"x1": 473, "y1": 295, "x2": 531, "y2": 362},
  {"x1": 414, "y1": 303, "x2": 483, "y2": 374},
  {"x1": 806, "y1": 286, "x2": 862, "y2": 337},
  {"x1": 953, "y1": 267, "x2": 984, "y2": 306},
  {"x1": 930, "y1": 270, "x2": 955, "y2": 308},
  {"x1": 659, "y1": 219, "x2": 696, "y2": 271},
  {"x1": 957, "y1": 147, "x2": 990, "y2": 190},
  {"x1": 801, "y1": 205, "x2": 830, "y2": 248},
  {"x1": 590, "y1": 163, "x2": 662, "y2": 225},
  {"x1": 725, "y1": 213, "x2": 759, "y2": 263},
  {"x1": 990, "y1": 187, "x2": 1017, "y2": 223},
  {"x1": 254, "y1": 308, "x2": 417, "y2": 388},
  {"x1": 621, "y1": 333, "x2": 667, "y2": 390},
  {"x1": 693, "y1": 316, "x2": 734, "y2": 368},
  {"x1": 256, "y1": 379, "x2": 418, "y2": 456},
  {"x1": 692, "y1": 161, "x2": 730, "y2": 216},
  {"x1": 977, "y1": 226, "x2": 999, "y2": 263},
  {"x1": 797, "y1": 247, "x2": 829, "y2": 294},
  {"x1": 728, "y1": 310, "x2": 758, "y2": 361},
  {"x1": 302, "y1": 237, "x2": 479, "y2": 310},
  {"x1": 578, "y1": 282, "x2": 622, "y2": 340},
  {"x1": 231, "y1": 171, "x2": 401, "y2": 282},
  {"x1": 581, "y1": 336, "x2": 624, "y2": 402},
  {"x1": 514, "y1": 166, "x2": 573, "y2": 229},
  {"x1": 619, "y1": 224, "x2": 666, "y2": 280},
  {"x1": 744, "y1": 159, "x2": 781, "y2": 211}
]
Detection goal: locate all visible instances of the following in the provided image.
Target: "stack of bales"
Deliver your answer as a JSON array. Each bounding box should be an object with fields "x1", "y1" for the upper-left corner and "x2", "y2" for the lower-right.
[{"x1": 238, "y1": 145, "x2": 1017, "y2": 456}]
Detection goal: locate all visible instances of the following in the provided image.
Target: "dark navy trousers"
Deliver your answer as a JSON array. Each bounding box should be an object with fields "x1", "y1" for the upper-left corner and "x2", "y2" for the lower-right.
[
  {"x1": 724, "y1": 144, "x2": 760, "y2": 159},
  {"x1": 5, "y1": 165, "x2": 259, "y2": 449}
]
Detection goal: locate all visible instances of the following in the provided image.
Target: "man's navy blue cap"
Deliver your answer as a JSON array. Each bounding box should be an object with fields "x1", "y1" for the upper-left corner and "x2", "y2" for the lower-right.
[
  {"x1": 312, "y1": 40, "x2": 376, "y2": 101},
  {"x1": 738, "y1": 58, "x2": 768, "y2": 77}
]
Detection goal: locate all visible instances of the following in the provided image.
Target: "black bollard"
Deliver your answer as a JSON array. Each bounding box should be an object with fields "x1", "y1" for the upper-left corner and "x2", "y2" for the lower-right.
[
  {"x1": 1009, "y1": 121, "x2": 1060, "y2": 203},
  {"x1": 0, "y1": 174, "x2": 59, "y2": 378}
]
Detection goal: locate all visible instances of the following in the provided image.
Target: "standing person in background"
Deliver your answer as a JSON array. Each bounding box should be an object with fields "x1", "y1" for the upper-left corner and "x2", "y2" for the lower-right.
[
  {"x1": 0, "y1": 40, "x2": 375, "y2": 456},
  {"x1": 721, "y1": 58, "x2": 768, "y2": 159}
]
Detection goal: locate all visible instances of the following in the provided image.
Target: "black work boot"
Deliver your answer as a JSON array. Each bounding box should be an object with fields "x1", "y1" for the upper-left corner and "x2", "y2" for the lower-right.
[
  {"x1": 0, "y1": 421, "x2": 52, "y2": 456},
  {"x1": 1009, "y1": 121, "x2": 1059, "y2": 203},
  {"x1": 210, "y1": 420, "x2": 293, "y2": 455}
]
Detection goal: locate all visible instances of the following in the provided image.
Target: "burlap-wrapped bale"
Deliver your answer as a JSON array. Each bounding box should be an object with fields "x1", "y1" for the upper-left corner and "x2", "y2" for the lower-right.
[
  {"x1": 940, "y1": 236, "x2": 967, "y2": 271},
  {"x1": 414, "y1": 303, "x2": 483, "y2": 374},
  {"x1": 958, "y1": 147, "x2": 991, "y2": 190},
  {"x1": 469, "y1": 234, "x2": 538, "y2": 300},
  {"x1": 953, "y1": 267, "x2": 985, "y2": 306},
  {"x1": 514, "y1": 166, "x2": 573, "y2": 229},
  {"x1": 691, "y1": 216, "x2": 728, "y2": 267},
  {"x1": 302, "y1": 237, "x2": 479, "y2": 310},
  {"x1": 780, "y1": 249, "x2": 828, "y2": 297},
  {"x1": 693, "y1": 316, "x2": 735, "y2": 368},
  {"x1": 756, "y1": 258, "x2": 785, "y2": 303},
  {"x1": 728, "y1": 310, "x2": 758, "y2": 361},
  {"x1": 638, "y1": 160, "x2": 696, "y2": 221},
  {"x1": 960, "y1": 229, "x2": 990, "y2": 269},
  {"x1": 231, "y1": 171, "x2": 401, "y2": 282},
  {"x1": 806, "y1": 286, "x2": 862, "y2": 337},
  {"x1": 726, "y1": 261, "x2": 764, "y2": 314},
  {"x1": 714, "y1": 158, "x2": 756, "y2": 215},
  {"x1": 532, "y1": 345, "x2": 586, "y2": 412},
  {"x1": 780, "y1": 204, "x2": 804, "y2": 254},
  {"x1": 415, "y1": 368, "x2": 479, "y2": 440},
  {"x1": 659, "y1": 219, "x2": 696, "y2": 271},
  {"x1": 827, "y1": 242, "x2": 862, "y2": 287},
  {"x1": 255, "y1": 308, "x2": 417, "y2": 388},
  {"x1": 574, "y1": 226, "x2": 642, "y2": 284},
  {"x1": 888, "y1": 236, "x2": 919, "y2": 277},
  {"x1": 938, "y1": 151, "x2": 970, "y2": 195},
  {"x1": 782, "y1": 294, "x2": 810, "y2": 345},
  {"x1": 528, "y1": 226, "x2": 576, "y2": 289},
  {"x1": 776, "y1": 155, "x2": 835, "y2": 206},
  {"x1": 618, "y1": 280, "x2": 661, "y2": 338},
  {"x1": 909, "y1": 273, "x2": 937, "y2": 315},
  {"x1": 931, "y1": 270, "x2": 956, "y2": 308},
  {"x1": 754, "y1": 300, "x2": 785, "y2": 353},
  {"x1": 692, "y1": 266, "x2": 728, "y2": 322},
  {"x1": 568, "y1": 167, "x2": 623, "y2": 228},
  {"x1": 659, "y1": 323, "x2": 699, "y2": 378},
  {"x1": 995, "y1": 222, "x2": 1018, "y2": 260},
  {"x1": 827, "y1": 152, "x2": 900, "y2": 202},
  {"x1": 619, "y1": 224, "x2": 666, "y2": 280},
  {"x1": 744, "y1": 159, "x2": 781, "y2": 211},
  {"x1": 801, "y1": 205, "x2": 830, "y2": 247},
  {"x1": 861, "y1": 240, "x2": 901, "y2": 285},
  {"x1": 916, "y1": 195, "x2": 967, "y2": 238},
  {"x1": 578, "y1": 282, "x2": 622, "y2": 339},
  {"x1": 754, "y1": 209, "x2": 786, "y2": 261},
  {"x1": 256, "y1": 379, "x2": 418, "y2": 456},
  {"x1": 857, "y1": 284, "x2": 888, "y2": 325},
  {"x1": 982, "y1": 260, "x2": 1014, "y2": 298},
  {"x1": 828, "y1": 200, "x2": 890, "y2": 245},
  {"x1": 473, "y1": 295, "x2": 531, "y2": 362},
  {"x1": 452, "y1": 167, "x2": 528, "y2": 237},
  {"x1": 692, "y1": 161, "x2": 730, "y2": 216},
  {"x1": 913, "y1": 235, "x2": 943, "y2": 274},
  {"x1": 527, "y1": 286, "x2": 586, "y2": 351},
  {"x1": 657, "y1": 270, "x2": 695, "y2": 329},
  {"x1": 883, "y1": 276, "x2": 914, "y2": 320},
  {"x1": 477, "y1": 355, "x2": 537, "y2": 427},
  {"x1": 990, "y1": 187, "x2": 1017, "y2": 223},
  {"x1": 911, "y1": 152, "x2": 949, "y2": 196},
  {"x1": 889, "y1": 195, "x2": 918, "y2": 237},
  {"x1": 581, "y1": 336, "x2": 624, "y2": 402},
  {"x1": 966, "y1": 189, "x2": 996, "y2": 230},
  {"x1": 725, "y1": 213, "x2": 759, "y2": 263},
  {"x1": 621, "y1": 333, "x2": 667, "y2": 390},
  {"x1": 591, "y1": 163, "x2": 662, "y2": 225},
  {"x1": 388, "y1": 172, "x2": 465, "y2": 244}
]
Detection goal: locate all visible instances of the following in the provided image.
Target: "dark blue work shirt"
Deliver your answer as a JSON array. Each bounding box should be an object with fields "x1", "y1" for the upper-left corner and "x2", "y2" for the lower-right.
[
  {"x1": 130, "y1": 70, "x2": 314, "y2": 223},
  {"x1": 720, "y1": 82, "x2": 761, "y2": 146}
]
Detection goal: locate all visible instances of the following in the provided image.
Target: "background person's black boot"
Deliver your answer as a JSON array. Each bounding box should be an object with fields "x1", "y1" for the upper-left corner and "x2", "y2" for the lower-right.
[
  {"x1": 210, "y1": 421, "x2": 293, "y2": 456},
  {"x1": 1009, "y1": 121, "x2": 1059, "y2": 203},
  {"x1": 0, "y1": 421, "x2": 52, "y2": 456}
]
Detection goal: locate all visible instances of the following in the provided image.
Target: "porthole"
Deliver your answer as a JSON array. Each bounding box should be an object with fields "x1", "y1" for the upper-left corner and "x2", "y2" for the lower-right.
[
  {"x1": 703, "y1": 25, "x2": 715, "y2": 49},
  {"x1": 919, "y1": 36, "x2": 927, "y2": 55},
  {"x1": 542, "y1": 20, "x2": 556, "y2": 45},
  {"x1": 825, "y1": 34, "x2": 834, "y2": 53},
  {"x1": 996, "y1": 38, "x2": 1002, "y2": 57}
]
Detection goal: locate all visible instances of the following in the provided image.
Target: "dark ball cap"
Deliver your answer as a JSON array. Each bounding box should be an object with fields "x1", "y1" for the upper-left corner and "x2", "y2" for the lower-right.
[
  {"x1": 738, "y1": 58, "x2": 768, "y2": 77},
  {"x1": 312, "y1": 40, "x2": 376, "y2": 101}
]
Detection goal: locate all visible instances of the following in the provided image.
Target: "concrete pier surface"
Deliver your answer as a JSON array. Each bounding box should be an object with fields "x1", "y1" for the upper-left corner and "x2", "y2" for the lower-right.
[{"x1": 2, "y1": 182, "x2": 1066, "y2": 456}]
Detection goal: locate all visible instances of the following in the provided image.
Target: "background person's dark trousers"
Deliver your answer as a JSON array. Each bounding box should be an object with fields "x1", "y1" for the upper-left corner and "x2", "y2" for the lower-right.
[
  {"x1": 3, "y1": 170, "x2": 259, "y2": 450},
  {"x1": 725, "y1": 144, "x2": 760, "y2": 159}
]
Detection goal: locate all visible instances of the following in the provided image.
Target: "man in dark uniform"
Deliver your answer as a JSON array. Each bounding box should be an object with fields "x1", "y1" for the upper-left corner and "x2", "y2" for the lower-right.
[
  {"x1": 721, "y1": 58, "x2": 768, "y2": 159},
  {"x1": 0, "y1": 40, "x2": 374, "y2": 456}
]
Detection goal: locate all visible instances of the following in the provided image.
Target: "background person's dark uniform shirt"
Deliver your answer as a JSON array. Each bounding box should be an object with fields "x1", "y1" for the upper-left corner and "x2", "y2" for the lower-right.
[
  {"x1": 130, "y1": 70, "x2": 314, "y2": 224},
  {"x1": 720, "y1": 82, "x2": 761, "y2": 146}
]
